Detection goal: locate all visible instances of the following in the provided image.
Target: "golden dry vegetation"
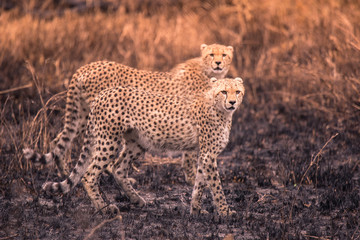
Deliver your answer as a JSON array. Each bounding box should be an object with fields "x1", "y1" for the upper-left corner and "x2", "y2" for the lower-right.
[
  {"x1": 1, "y1": 0, "x2": 360, "y2": 192},
  {"x1": 1, "y1": 0, "x2": 359, "y2": 111}
]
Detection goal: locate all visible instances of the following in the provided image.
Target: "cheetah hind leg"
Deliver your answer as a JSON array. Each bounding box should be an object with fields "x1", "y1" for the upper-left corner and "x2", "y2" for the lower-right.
[
  {"x1": 48, "y1": 94, "x2": 89, "y2": 177},
  {"x1": 51, "y1": 131, "x2": 70, "y2": 177},
  {"x1": 81, "y1": 161, "x2": 120, "y2": 216},
  {"x1": 106, "y1": 138, "x2": 137, "y2": 185},
  {"x1": 80, "y1": 131, "x2": 122, "y2": 215},
  {"x1": 111, "y1": 140, "x2": 146, "y2": 207}
]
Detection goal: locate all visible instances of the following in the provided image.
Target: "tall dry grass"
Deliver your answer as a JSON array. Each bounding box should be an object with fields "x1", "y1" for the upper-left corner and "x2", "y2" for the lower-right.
[
  {"x1": 0, "y1": 0, "x2": 359, "y2": 191},
  {"x1": 1, "y1": 0, "x2": 359, "y2": 109}
]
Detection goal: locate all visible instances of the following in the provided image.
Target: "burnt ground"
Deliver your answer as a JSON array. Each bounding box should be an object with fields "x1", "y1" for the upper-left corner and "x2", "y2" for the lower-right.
[{"x1": 1, "y1": 96, "x2": 360, "y2": 240}]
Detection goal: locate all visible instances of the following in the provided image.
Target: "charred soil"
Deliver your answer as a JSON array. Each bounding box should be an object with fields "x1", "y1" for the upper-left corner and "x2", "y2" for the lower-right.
[{"x1": 1, "y1": 99, "x2": 359, "y2": 239}]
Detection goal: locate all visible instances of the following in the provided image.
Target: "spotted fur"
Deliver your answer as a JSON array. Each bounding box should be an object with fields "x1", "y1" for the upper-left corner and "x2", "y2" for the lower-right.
[
  {"x1": 42, "y1": 77, "x2": 245, "y2": 216},
  {"x1": 23, "y1": 44, "x2": 234, "y2": 184}
]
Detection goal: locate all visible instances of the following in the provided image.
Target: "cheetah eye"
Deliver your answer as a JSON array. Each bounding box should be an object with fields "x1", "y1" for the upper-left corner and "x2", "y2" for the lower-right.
[
  {"x1": 209, "y1": 54, "x2": 214, "y2": 58},
  {"x1": 236, "y1": 90, "x2": 241, "y2": 95},
  {"x1": 221, "y1": 91, "x2": 227, "y2": 95},
  {"x1": 222, "y1": 54, "x2": 227, "y2": 57}
]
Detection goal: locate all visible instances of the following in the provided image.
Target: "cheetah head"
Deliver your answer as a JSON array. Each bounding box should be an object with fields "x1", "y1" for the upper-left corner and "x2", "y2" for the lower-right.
[
  {"x1": 201, "y1": 44, "x2": 234, "y2": 79},
  {"x1": 209, "y1": 77, "x2": 245, "y2": 113}
]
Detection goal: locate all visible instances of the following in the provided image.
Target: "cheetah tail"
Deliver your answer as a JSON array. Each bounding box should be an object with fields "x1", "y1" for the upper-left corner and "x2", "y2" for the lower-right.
[
  {"x1": 23, "y1": 148, "x2": 57, "y2": 167},
  {"x1": 41, "y1": 136, "x2": 94, "y2": 195}
]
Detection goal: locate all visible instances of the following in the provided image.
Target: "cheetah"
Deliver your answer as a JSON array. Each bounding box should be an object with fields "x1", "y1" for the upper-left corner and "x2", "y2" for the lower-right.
[
  {"x1": 24, "y1": 44, "x2": 234, "y2": 184},
  {"x1": 42, "y1": 77, "x2": 245, "y2": 217}
]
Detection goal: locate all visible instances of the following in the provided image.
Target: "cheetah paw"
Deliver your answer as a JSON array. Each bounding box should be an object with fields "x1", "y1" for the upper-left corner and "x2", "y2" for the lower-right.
[
  {"x1": 42, "y1": 182, "x2": 57, "y2": 195},
  {"x1": 190, "y1": 207, "x2": 201, "y2": 216},
  {"x1": 184, "y1": 175, "x2": 195, "y2": 185},
  {"x1": 104, "y1": 204, "x2": 120, "y2": 216},
  {"x1": 131, "y1": 196, "x2": 146, "y2": 207},
  {"x1": 128, "y1": 177, "x2": 137, "y2": 185},
  {"x1": 190, "y1": 207, "x2": 209, "y2": 216},
  {"x1": 219, "y1": 209, "x2": 236, "y2": 217},
  {"x1": 228, "y1": 209, "x2": 236, "y2": 216}
]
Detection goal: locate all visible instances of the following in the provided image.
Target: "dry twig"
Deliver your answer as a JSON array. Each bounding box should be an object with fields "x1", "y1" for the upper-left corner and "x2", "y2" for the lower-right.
[
  {"x1": 0, "y1": 234, "x2": 19, "y2": 240},
  {"x1": 84, "y1": 214, "x2": 124, "y2": 240},
  {"x1": 289, "y1": 133, "x2": 339, "y2": 222},
  {"x1": 0, "y1": 83, "x2": 33, "y2": 95},
  {"x1": 299, "y1": 133, "x2": 339, "y2": 186}
]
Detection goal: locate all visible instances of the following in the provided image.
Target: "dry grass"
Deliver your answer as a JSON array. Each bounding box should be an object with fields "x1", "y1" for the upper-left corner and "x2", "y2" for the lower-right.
[
  {"x1": 0, "y1": 0, "x2": 360, "y2": 190},
  {"x1": 1, "y1": 0, "x2": 359, "y2": 109}
]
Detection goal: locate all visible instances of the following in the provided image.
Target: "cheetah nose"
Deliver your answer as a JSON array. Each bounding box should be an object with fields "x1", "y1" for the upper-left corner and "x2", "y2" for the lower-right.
[
  {"x1": 215, "y1": 61, "x2": 221, "y2": 65},
  {"x1": 229, "y1": 101, "x2": 236, "y2": 105}
]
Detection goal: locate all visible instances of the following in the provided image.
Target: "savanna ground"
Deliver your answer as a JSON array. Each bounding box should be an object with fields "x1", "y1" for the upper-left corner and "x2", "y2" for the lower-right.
[{"x1": 0, "y1": 0, "x2": 360, "y2": 239}]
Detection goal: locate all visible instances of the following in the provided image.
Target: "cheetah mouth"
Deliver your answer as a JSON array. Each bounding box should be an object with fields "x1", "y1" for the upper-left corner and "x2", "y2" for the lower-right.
[
  {"x1": 226, "y1": 106, "x2": 235, "y2": 111},
  {"x1": 213, "y1": 67, "x2": 223, "y2": 72}
]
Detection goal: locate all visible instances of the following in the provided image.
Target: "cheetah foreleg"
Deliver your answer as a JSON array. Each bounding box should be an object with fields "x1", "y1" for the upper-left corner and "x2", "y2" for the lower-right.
[
  {"x1": 190, "y1": 152, "x2": 234, "y2": 217},
  {"x1": 181, "y1": 151, "x2": 197, "y2": 185}
]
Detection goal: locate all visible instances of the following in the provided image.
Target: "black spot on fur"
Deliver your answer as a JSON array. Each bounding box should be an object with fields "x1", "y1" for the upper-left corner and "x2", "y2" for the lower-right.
[
  {"x1": 29, "y1": 154, "x2": 38, "y2": 163},
  {"x1": 66, "y1": 127, "x2": 75, "y2": 133},
  {"x1": 58, "y1": 183, "x2": 64, "y2": 193},
  {"x1": 54, "y1": 154, "x2": 60, "y2": 166},
  {"x1": 39, "y1": 155, "x2": 47, "y2": 164},
  {"x1": 66, "y1": 177, "x2": 73, "y2": 188}
]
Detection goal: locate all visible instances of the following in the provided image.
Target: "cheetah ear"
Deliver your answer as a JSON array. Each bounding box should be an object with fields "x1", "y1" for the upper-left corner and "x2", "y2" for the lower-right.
[
  {"x1": 235, "y1": 77, "x2": 243, "y2": 84},
  {"x1": 210, "y1": 77, "x2": 218, "y2": 83},
  {"x1": 201, "y1": 44, "x2": 208, "y2": 51},
  {"x1": 227, "y1": 46, "x2": 234, "y2": 52}
]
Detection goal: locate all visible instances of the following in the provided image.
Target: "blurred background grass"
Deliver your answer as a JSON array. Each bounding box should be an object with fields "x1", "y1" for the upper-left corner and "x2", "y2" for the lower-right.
[
  {"x1": 1, "y1": 0, "x2": 359, "y2": 111},
  {"x1": 0, "y1": 0, "x2": 359, "y2": 191}
]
